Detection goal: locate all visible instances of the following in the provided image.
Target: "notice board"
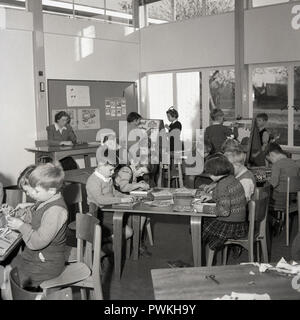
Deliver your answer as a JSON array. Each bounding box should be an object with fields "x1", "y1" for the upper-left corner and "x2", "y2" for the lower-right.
[{"x1": 47, "y1": 79, "x2": 138, "y2": 142}]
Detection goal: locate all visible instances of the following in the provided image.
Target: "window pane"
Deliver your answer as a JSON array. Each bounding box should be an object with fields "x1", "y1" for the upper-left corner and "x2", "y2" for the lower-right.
[
  {"x1": 252, "y1": 0, "x2": 289, "y2": 8},
  {"x1": 206, "y1": 0, "x2": 234, "y2": 15},
  {"x1": 175, "y1": 0, "x2": 204, "y2": 21},
  {"x1": 148, "y1": 73, "x2": 173, "y2": 122},
  {"x1": 294, "y1": 66, "x2": 300, "y2": 146},
  {"x1": 209, "y1": 69, "x2": 235, "y2": 120},
  {"x1": 148, "y1": 0, "x2": 173, "y2": 23},
  {"x1": 176, "y1": 72, "x2": 201, "y2": 142},
  {"x1": 252, "y1": 66, "x2": 288, "y2": 145}
]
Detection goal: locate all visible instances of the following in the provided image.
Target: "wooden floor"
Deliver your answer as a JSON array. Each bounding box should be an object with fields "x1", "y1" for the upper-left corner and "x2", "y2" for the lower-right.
[{"x1": 68, "y1": 213, "x2": 299, "y2": 300}]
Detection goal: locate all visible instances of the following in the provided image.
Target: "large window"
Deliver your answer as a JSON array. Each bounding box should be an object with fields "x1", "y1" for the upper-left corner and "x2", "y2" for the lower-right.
[
  {"x1": 148, "y1": 0, "x2": 173, "y2": 23},
  {"x1": 209, "y1": 69, "x2": 235, "y2": 120},
  {"x1": 175, "y1": 0, "x2": 204, "y2": 21},
  {"x1": 206, "y1": 0, "x2": 234, "y2": 15},
  {"x1": 252, "y1": 66, "x2": 288, "y2": 145}
]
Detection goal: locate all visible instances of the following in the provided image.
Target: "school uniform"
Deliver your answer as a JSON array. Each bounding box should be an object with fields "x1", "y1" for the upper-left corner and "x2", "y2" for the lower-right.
[
  {"x1": 202, "y1": 175, "x2": 248, "y2": 250},
  {"x1": 11, "y1": 194, "x2": 68, "y2": 288}
]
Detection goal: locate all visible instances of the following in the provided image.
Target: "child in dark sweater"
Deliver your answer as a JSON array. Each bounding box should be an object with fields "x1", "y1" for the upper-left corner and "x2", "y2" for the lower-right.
[{"x1": 197, "y1": 156, "x2": 248, "y2": 251}]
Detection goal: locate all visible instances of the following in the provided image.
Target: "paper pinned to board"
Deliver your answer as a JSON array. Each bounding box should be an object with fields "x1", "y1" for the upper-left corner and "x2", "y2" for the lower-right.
[{"x1": 66, "y1": 85, "x2": 91, "y2": 107}]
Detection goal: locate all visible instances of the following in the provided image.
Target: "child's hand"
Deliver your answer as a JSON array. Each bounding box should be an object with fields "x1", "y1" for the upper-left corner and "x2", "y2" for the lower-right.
[
  {"x1": 204, "y1": 183, "x2": 216, "y2": 193},
  {"x1": 138, "y1": 181, "x2": 150, "y2": 190},
  {"x1": 199, "y1": 194, "x2": 212, "y2": 203},
  {"x1": 15, "y1": 203, "x2": 34, "y2": 210},
  {"x1": 165, "y1": 124, "x2": 170, "y2": 131},
  {"x1": 6, "y1": 216, "x2": 24, "y2": 230}
]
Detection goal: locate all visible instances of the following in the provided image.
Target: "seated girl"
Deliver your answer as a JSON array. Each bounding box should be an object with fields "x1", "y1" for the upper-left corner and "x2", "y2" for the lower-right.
[{"x1": 197, "y1": 156, "x2": 248, "y2": 252}]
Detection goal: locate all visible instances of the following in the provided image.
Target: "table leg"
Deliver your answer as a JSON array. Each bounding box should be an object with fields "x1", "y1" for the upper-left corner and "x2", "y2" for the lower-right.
[
  {"x1": 132, "y1": 215, "x2": 141, "y2": 260},
  {"x1": 113, "y1": 211, "x2": 124, "y2": 279},
  {"x1": 84, "y1": 155, "x2": 90, "y2": 168},
  {"x1": 190, "y1": 216, "x2": 202, "y2": 267}
]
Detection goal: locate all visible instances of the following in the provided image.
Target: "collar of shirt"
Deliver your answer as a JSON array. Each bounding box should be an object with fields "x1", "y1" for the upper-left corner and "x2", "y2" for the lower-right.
[
  {"x1": 236, "y1": 167, "x2": 248, "y2": 179},
  {"x1": 54, "y1": 123, "x2": 67, "y2": 134},
  {"x1": 171, "y1": 119, "x2": 178, "y2": 125},
  {"x1": 35, "y1": 193, "x2": 62, "y2": 211},
  {"x1": 94, "y1": 170, "x2": 112, "y2": 183}
]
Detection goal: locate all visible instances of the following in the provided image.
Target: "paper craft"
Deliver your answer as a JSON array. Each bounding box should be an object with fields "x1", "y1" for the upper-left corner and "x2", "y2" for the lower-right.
[
  {"x1": 144, "y1": 200, "x2": 174, "y2": 207},
  {"x1": 173, "y1": 188, "x2": 196, "y2": 197},
  {"x1": 78, "y1": 109, "x2": 100, "y2": 130},
  {"x1": 66, "y1": 85, "x2": 90, "y2": 107},
  {"x1": 214, "y1": 292, "x2": 270, "y2": 300},
  {"x1": 151, "y1": 189, "x2": 173, "y2": 200}
]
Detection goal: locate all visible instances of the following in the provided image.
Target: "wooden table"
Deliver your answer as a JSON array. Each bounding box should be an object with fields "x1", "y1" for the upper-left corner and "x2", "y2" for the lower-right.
[
  {"x1": 151, "y1": 264, "x2": 300, "y2": 300},
  {"x1": 104, "y1": 198, "x2": 216, "y2": 279},
  {"x1": 25, "y1": 144, "x2": 98, "y2": 168},
  {"x1": 0, "y1": 233, "x2": 23, "y2": 263}
]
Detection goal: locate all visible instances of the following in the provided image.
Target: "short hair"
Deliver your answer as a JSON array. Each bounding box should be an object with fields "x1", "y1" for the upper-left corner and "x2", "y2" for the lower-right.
[
  {"x1": 210, "y1": 108, "x2": 224, "y2": 121},
  {"x1": 127, "y1": 112, "x2": 142, "y2": 124},
  {"x1": 221, "y1": 138, "x2": 240, "y2": 153},
  {"x1": 266, "y1": 142, "x2": 285, "y2": 156},
  {"x1": 225, "y1": 146, "x2": 246, "y2": 165},
  {"x1": 204, "y1": 156, "x2": 234, "y2": 176},
  {"x1": 28, "y1": 162, "x2": 65, "y2": 191},
  {"x1": 55, "y1": 111, "x2": 69, "y2": 123},
  {"x1": 256, "y1": 113, "x2": 268, "y2": 122},
  {"x1": 166, "y1": 107, "x2": 179, "y2": 119},
  {"x1": 17, "y1": 165, "x2": 37, "y2": 190}
]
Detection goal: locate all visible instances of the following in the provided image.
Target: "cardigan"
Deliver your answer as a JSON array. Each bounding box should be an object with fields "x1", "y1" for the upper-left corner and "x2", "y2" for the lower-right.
[
  {"x1": 203, "y1": 175, "x2": 247, "y2": 223},
  {"x1": 46, "y1": 124, "x2": 77, "y2": 146}
]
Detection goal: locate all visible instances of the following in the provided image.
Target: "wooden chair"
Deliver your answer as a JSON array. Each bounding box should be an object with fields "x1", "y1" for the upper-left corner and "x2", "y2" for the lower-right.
[
  {"x1": 271, "y1": 176, "x2": 300, "y2": 246},
  {"x1": 40, "y1": 213, "x2": 103, "y2": 300},
  {"x1": 3, "y1": 186, "x2": 25, "y2": 208},
  {"x1": 207, "y1": 185, "x2": 271, "y2": 266},
  {"x1": 9, "y1": 268, "x2": 72, "y2": 300},
  {"x1": 63, "y1": 183, "x2": 83, "y2": 231}
]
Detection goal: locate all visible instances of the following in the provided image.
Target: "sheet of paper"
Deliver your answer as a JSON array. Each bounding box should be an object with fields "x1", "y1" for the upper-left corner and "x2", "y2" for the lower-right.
[{"x1": 66, "y1": 85, "x2": 91, "y2": 107}]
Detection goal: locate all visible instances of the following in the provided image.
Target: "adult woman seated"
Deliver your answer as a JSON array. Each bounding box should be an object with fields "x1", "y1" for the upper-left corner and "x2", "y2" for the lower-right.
[{"x1": 46, "y1": 111, "x2": 78, "y2": 170}]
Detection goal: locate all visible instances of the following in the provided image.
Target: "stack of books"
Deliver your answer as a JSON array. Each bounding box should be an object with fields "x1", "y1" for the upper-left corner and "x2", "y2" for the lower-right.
[
  {"x1": 151, "y1": 189, "x2": 173, "y2": 200},
  {"x1": 130, "y1": 189, "x2": 151, "y2": 198}
]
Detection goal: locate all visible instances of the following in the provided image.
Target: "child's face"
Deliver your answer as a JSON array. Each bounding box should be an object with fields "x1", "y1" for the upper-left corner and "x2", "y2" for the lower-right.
[
  {"x1": 29, "y1": 185, "x2": 56, "y2": 202},
  {"x1": 167, "y1": 113, "x2": 175, "y2": 122},
  {"x1": 98, "y1": 164, "x2": 115, "y2": 178},
  {"x1": 22, "y1": 184, "x2": 35, "y2": 198},
  {"x1": 256, "y1": 118, "x2": 266, "y2": 129}
]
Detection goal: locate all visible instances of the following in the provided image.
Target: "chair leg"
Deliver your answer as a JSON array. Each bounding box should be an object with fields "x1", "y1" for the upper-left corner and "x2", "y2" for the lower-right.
[
  {"x1": 256, "y1": 242, "x2": 260, "y2": 263},
  {"x1": 207, "y1": 248, "x2": 215, "y2": 267},
  {"x1": 286, "y1": 211, "x2": 290, "y2": 246},
  {"x1": 222, "y1": 246, "x2": 228, "y2": 265},
  {"x1": 80, "y1": 288, "x2": 88, "y2": 300},
  {"x1": 146, "y1": 219, "x2": 154, "y2": 246},
  {"x1": 260, "y1": 239, "x2": 269, "y2": 263},
  {"x1": 126, "y1": 216, "x2": 132, "y2": 259},
  {"x1": 249, "y1": 241, "x2": 254, "y2": 263}
]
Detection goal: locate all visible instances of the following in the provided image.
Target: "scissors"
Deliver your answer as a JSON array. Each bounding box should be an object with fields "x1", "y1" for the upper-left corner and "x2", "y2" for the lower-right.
[{"x1": 205, "y1": 274, "x2": 220, "y2": 285}]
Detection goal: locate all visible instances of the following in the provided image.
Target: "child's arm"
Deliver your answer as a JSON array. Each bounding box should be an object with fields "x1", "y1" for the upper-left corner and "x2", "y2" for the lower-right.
[
  {"x1": 7, "y1": 206, "x2": 68, "y2": 250},
  {"x1": 269, "y1": 163, "x2": 280, "y2": 188},
  {"x1": 115, "y1": 167, "x2": 146, "y2": 193},
  {"x1": 261, "y1": 131, "x2": 270, "y2": 151},
  {"x1": 203, "y1": 187, "x2": 230, "y2": 217}
]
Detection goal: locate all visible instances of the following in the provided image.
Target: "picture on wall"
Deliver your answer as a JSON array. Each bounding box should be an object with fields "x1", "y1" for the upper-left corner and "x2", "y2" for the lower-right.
[
  {"x1": 51, "y1": 109, "x2": 78, "y2": 129},
  {"x1": 78, "y1": 109, "x2": 100, "y2": 130},
  {"x1": 105, "y1": 97, "x2": 127, "y2": 120},
  {"x1": 66, "y1": 85, "x2": 91, "y2": 107},
  {"x1": 223, "y1": 119, "x2": 253, "y2": 142}
]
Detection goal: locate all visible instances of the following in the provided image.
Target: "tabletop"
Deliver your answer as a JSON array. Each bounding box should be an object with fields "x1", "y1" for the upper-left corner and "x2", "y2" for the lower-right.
[
  {"x1": 64, "y1": 167, "x2": 95, "y2": 184},
  {"x1": 26, "y1": 143, "x2": 99, "y2": 153},
  {"x1": 151, "y1": 264, "x2": 300, "y2": 300}
]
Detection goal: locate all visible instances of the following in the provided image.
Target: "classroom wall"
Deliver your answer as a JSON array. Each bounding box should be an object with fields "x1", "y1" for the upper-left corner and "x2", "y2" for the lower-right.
[
  {"x1": 0, "y1": 8, "x2": 140, "y2": 183},
  {"x1": 0, "y1": 26, "x2": 37, "y2": 186},
  {"x1": 140, "y1": 2, "x2": 300, "y2": 72}
]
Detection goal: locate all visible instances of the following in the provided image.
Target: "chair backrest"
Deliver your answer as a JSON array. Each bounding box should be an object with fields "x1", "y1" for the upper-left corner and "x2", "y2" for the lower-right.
[
  {"x1": 10, "y1": 267, "x2": 40, "y2": 300},
  {"x1": 10, "y1": 268, "x2": 73, "y2": 300},
  {"x1": 246, "y1": 185, "x2": 270, "y2": 244},
  {"x1": 75, "y1": 212, "x2": 103, "y2": 300},
  {"x1": 287, "y1": 176, "x2": 300, "y2": 194},
  {"x1": 4, "y1": 186, "x2": 24, "y2": 207},
  {"x1": 62, "y1": 183, "x2": 83, "y2": 213}
]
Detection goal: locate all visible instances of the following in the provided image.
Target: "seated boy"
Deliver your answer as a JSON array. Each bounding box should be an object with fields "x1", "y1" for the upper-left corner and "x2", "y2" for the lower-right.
[
  {"x1": 1, "y1": 162, "x2": 68, "y2": 299},
  {"x1": 86, "y1": 158, "x2": 133, "y2": 240},
  {"x1": 204, "y1": 108, "x2": 237, "y2": 154}
]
